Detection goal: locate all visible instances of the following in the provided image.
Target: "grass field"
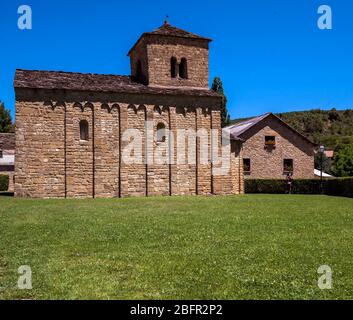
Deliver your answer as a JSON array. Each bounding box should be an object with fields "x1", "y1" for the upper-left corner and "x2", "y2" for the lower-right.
[{"x1": 0, "y1": 194, "x2": 353, "y2": 300}]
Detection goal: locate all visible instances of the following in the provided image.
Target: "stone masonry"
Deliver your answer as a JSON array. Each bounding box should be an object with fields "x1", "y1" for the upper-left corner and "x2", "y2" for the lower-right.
[
  {"x1": 0, "y1": 133, "x2": 15, "y2": 192},
  {"x1": 14, "y1": 23, "x2": 244, "y2": 199},
  {"x1": 228, "y1": 113, "x2": 315, "y2": 179}
]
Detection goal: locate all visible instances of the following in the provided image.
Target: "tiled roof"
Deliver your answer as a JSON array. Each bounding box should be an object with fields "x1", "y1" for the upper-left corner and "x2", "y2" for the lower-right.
[
  {"x1": 148, "y1": 22, "x2": 211, "y2": 41},
  {"x1": 324, "y1": 150, "x2": 334, "y2": 158},
  {"x1": 14, "y1": 69, "x2": 220, "y2": 98},
  {"x1": 128, "y1": 22, "x2": 211, "y2": 55},
  {"x1": 225, "y1": 113, "x2": 271, "y2": 138},
  {"x1": 0, "y1": 133, "x2": 15, "y2": 150},
  {"x1": 225, "y1": 113, "x2": 316, "y2": 146}
]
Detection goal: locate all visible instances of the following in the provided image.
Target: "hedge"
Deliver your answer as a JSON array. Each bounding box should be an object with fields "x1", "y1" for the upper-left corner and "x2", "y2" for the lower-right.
[
  {"x1": 325, "y1": 178, "x2": 353, "y2": 198},
  {"x1": 245, "y1": 178, "x2": 353, "y2": 198},
  {"x1": 0, "y1": 174, "x2": 9, "y2": 192}
]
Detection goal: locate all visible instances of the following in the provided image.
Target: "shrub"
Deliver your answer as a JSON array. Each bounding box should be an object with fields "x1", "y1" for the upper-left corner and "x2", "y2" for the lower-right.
[
  {"x1": 292, "y1": 179, "x2": 322, "y2": 194},
  {"x1": 245, "y1": 179, "x2": 287, "y2": 194},
  {"x1": 325, "y1": 178, "x2": 353, "y2": 198},
  {"x1": 245, "y1": 178, "x2": 353, "y2": 198},
  {"x1": 245, "y1": 179, "x2": 322, "y2": 194},
  {"x1": 0, "y1": 174, "x2": 9, "y2": 191}
]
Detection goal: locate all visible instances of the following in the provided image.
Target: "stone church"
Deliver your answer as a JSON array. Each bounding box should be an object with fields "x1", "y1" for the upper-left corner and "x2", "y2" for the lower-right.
[{"x1": 14, "y1": 22, "x2": 244, "y2": 198}]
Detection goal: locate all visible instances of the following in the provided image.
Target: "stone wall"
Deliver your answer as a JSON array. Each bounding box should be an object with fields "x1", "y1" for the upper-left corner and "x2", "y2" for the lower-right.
[
  {"x1": 196, "y1": 108, "x2": 212, "y2": 195},
  {"x1": 123, "y1": 104, "x2": 147, "y2": 197},
  {"x1": 212, "y1": 110, "x2": 241, "y2": 195},
  {"x1": 147, "y1": 106, "x2": 170, "y2": 196},
  {"x1": 130, "y1": 41, "x2": 149, "y2": 84},
  {"x1": 66, "y1": 103, "x2": 94, "y2": 198},
  {"x1": 241, "y1": 117, "x2": 315, "y2": 179},
  {"x1": 231, "y1": 142, "x2": 244, "y2": 194},
  {"x1": 171, "y1": 106, "x2": 197, "y2": 195},
  {"x1": 95, "y1": 103, "x2": 120, "y2": 198},
  {"x1": 16, "y1": 100, "x2": 65, "y2": 198},
  {"x1": 147, "y1": 40, "x2": 209, "y2": 88},
  {"x1": 15, "y1": 89, "x2": 243, "y2": 198},
  {"x1": 130, "y1": 37, "x2": 209, "y2": 89}
]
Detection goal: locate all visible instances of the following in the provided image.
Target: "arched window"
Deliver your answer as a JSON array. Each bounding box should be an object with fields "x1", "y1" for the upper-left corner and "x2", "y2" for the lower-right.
[
  {"x1": 179, "y1": 58, "x2": 188, "y2": 79},
  {"x1": 136, "y1": 60, "x2": 142, "y2": 82},
  {"x1": 170, "y1": 57, "x2": 177, "y2": 78},
  {"x1": 80, "y1": 120, "x2": 89, "y2": 141},
  {"x1": 156, "y1": 122, "x2": 166, "y2": 143}
]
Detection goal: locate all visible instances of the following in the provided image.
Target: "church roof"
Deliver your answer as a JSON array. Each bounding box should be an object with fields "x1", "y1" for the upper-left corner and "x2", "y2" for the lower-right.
[
  {"x1": 14, "y1": 69, "x2": 220, "y2": 98},
  {"x1": 128, "y1": 22, "x2": 211, "y2": 55},
  {"x1": 148, "y1": 22, "x2": 212, "y2": 41}
]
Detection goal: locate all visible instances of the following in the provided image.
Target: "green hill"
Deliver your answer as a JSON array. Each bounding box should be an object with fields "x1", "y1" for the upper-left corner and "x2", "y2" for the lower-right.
[
  {"x1": 233, "y1": 109, "x2": 353, "y2": 151},
  {"x1": 277, "y1": 109, "x2": 353, "y2": 151}
]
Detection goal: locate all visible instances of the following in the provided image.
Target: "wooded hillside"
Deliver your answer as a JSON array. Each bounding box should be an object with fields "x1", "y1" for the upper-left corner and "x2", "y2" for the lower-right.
[{"x1": 277, "y1": 109, "x2": 353, "y2": 151}]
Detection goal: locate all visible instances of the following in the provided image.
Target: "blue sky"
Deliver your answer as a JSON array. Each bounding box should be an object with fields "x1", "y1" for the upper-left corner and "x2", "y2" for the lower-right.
[{"x1": 0, "y1": 0, "x2": 352, "y2": 120}]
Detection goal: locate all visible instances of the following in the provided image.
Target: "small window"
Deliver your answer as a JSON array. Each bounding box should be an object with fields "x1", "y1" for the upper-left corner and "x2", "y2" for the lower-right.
[
  {"x1": 171, "y1": 57, "x2": 177, "y2": 78},
  {"x1": 179, "y1": 58, "x2": 188, "y2": 79},
  {"x1": 156, "y1": 123, "x2": 166, "y2": 143},
  {"x1": 265, "y1": 136, "x2": 276, "y2": 146},
  {"x1": 0, "y1": 150, "x2": 3, "y2": 159},
  {"x1": 80, "y1": 120, "x2": 89, "y2": 141},
  {"x1": 284, "y1": 159, "x2": 294, "y2": 174},
  {"x1": 243, "y1": 159, "x2": 251, "y2": 174},
  {"x1": 136, "y1": 60, "x2": 142, "y2": 82}
]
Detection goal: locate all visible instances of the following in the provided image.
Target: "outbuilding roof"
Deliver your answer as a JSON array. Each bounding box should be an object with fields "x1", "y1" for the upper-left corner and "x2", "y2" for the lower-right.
[
  {"x1": 226, "y1": 113, "x2": 317, "y2": 146},
  {"x1": 226, "y1": 113, "x2": 271, "y2": 138}
]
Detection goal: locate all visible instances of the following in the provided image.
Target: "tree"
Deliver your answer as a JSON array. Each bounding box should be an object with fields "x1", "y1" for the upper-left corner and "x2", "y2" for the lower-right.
[
  {"x1": 328, "y1": 108, "x2": 340, "y2": 122},
  {"x1": 303, "y1": 116, "x2": 324, "y2": 134},
  {"x1": 0, "y1": 102, "x2": 13, "y2": 133},
  {"x1": 343, "y1": 109, "x2": 353, "y2": 118},
  {"x1": 334, "y1": 144, "x2": 353, "y2": 177},
  {"x1": 315, "y1": 151, "x2": 332, "y2": 174},
  {"x1": 211, "y1": 77, "x2": 230, "y2": 128}
]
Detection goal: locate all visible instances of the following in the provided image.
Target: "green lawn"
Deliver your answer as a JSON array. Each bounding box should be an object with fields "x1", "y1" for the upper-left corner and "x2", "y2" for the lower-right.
[{"x1": 1, "y1": 194, "x2": 353, "y2": 300}]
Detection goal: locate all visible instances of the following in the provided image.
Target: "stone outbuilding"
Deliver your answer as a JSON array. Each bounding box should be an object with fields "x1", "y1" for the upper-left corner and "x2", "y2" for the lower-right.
[
  {"x1": 14, "y1": 22, "x2": 244, "y2": 198},
  {"x1": 227, "y1": 113, "x2": 316, "y2": 179},
  {"x1": 0, "y1": 133, "x2": 15, "y2": 191}
]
